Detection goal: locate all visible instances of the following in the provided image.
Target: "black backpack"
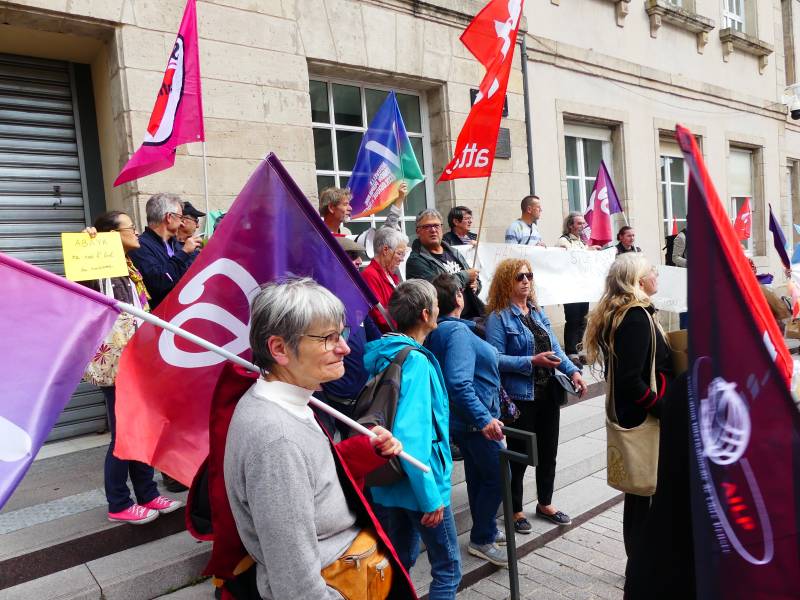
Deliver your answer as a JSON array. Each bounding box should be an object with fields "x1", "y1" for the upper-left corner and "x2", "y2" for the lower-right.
[{"x1": 347, "y1": 346, "x2": 414, "y2": 487}]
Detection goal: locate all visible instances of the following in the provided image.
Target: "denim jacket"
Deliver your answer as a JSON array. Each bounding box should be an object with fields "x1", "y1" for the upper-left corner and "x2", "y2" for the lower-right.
[
  {"x1": 425, "y1": 317, "x2": 500, "y2": 432},
  {"x1": 485, "y1": 303, "x2": 578, "y2": 402}
]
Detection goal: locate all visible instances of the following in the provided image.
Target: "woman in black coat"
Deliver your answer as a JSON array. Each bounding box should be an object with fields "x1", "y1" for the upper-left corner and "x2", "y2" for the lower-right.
[{"x1": 583, "y1": 253, "x2": 675, "y2": 577}]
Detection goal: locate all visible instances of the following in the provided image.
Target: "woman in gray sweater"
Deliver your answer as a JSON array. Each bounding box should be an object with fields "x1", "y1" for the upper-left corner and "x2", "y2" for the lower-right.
[{"x1": 224, "y1": 277, "x2": 412, "y2": 600}]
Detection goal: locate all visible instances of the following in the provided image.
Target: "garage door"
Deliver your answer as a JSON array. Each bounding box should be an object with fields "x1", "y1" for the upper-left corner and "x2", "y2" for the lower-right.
[{"x1": 0, "y1": 53, "x2": 107, "y2": 441}]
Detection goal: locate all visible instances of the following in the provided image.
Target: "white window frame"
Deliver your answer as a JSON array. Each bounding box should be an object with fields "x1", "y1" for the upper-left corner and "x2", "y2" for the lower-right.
[
  {"x1": 667, "y1": 0, "x2": 683, "y2": 6},
  {"x1": 310, "y1": 77, "x2": 435, "y2": 237},
  {"x1": 564, "y1": 124, "x2": 613, "y2": 214},
  {"x1": 722, "y1": 0, "x2": 745, "y2": 32},
  {"x1": 729, "y1": 147, "x2": 755, "y2": 255},
  {"x1": 660, "y1": 152, "x2": 688, "y2": 237}
]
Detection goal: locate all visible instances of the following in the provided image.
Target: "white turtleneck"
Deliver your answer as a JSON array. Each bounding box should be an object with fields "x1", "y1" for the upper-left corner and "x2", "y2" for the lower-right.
[{"x1": 250, "y1": 378, "x2": 316, "y2": 423}]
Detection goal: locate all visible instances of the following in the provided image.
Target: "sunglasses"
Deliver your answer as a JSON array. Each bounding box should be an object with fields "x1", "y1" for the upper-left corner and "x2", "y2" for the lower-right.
[{"x1": 515, "y1": 272, "x2": 534, "y2": 282}]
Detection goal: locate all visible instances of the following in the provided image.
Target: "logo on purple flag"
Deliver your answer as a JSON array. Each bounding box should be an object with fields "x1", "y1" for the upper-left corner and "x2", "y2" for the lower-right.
[
  {"x1": 677, "y1": 125, "x2": 800, "y2": 598},
  {"x1": 0, "y1": 255, "x2": 120, "y2": 509}
]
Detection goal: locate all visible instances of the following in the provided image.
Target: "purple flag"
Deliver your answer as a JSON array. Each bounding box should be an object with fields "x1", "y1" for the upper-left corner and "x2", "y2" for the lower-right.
[
  {"x1": 677, "y1": 126, "x2": 800, "y2": 598},
  {"x1": 0, "y1": 254, "x2": 120, "y2": 509},
  {"x1": 114, "y1": 154, "x2": 378, "y2": 484},
  {"x1": 768, "y1": 203, "x2": 791, "y2": 270}
]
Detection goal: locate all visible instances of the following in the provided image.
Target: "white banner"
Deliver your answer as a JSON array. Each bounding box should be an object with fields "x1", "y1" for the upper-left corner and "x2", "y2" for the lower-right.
[{"x1": 448, "y1": 243, "x2": 686, "y2": 312}]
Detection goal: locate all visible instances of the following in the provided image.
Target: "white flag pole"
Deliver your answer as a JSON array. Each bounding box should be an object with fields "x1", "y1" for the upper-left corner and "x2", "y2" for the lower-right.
[
  {"x1": 201, "y1": 141, "x2": 210, "y2": 216},
  {"x1": 116, "y1": 301, "x2": 430, "y2": 474}
]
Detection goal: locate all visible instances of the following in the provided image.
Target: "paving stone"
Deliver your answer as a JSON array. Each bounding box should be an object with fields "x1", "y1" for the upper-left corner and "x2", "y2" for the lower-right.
[
  {"x1": 563, "y1": 528, "x2": 627, "y2": 560},
  {"x1": 470, "y1": 578, "x2": 510, "y2": 599},
  {"x1": 591, "y1": 514, "x2": 624, "y2": 533}
]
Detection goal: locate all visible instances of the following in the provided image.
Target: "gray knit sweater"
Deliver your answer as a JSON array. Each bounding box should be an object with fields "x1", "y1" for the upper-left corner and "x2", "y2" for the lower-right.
[{"x1": 224, "y1": 380, "x2": 359, "y2": 599}]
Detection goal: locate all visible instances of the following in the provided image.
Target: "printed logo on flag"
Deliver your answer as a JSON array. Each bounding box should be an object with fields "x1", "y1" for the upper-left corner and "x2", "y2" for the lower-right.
[
  {"x1": 145, "y1": 36, "x2": 186, "y2": 146},
  {"x1": 0, "y1": 416, "x2": 32, "y2": 463}
]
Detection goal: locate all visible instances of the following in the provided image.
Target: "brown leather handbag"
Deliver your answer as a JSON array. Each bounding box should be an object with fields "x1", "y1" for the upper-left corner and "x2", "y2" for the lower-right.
[{"x1": 321, "y1": 529, "x2": 393, "y2": 600}]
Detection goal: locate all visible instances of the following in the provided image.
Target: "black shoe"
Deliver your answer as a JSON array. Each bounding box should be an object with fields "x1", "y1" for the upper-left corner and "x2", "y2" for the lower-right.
[
  {"x1": 161, "y1": 473, "x2": 188, "y2": 493},
  {"x1": 535, "y1": 505, "x2": 571, "y2": 525},
  {"x1": 450, "y1": 442, "x2": 463, "y2": 462},
  {"x1": 513, "y1": 517, "x2": 532, "y2": 534}
]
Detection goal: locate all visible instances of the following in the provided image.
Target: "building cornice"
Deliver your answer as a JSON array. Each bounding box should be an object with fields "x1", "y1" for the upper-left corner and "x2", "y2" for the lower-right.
[{"x1": 645, "y1": 0, "x2": 714, "y2": 54}]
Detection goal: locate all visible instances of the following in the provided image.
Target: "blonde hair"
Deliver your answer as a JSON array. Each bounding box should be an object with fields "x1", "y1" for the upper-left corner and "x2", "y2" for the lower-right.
[
  {"x1": 582, "y1": 253, "x2": 658, "y2": 368},
  {"x1": 486, "y1": 258, "x2": 538, "y2": 313}
]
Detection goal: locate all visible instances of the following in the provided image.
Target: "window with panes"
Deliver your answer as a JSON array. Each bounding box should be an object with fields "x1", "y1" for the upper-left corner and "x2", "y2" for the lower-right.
[
  {"x1": 565, "y1": 127, "x2": 612, "y2": 213},
  {"x1": 660, "y1": 155, "x2": 687, "y2": 237},
  {"x1": 722, "y1": 0, "x2": 745, "y2": 32},
  {"x1": 729, "y1": 147, "x2": 755, "y2": 254},
  {"x1": 310, "y1": 79, "x2": 432, "y2": 241}
]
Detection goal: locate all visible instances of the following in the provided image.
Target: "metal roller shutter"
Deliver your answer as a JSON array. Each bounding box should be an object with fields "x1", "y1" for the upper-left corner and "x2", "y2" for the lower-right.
[{"x1": 0, "y1": 53, "x2": 107, "y2": 441}]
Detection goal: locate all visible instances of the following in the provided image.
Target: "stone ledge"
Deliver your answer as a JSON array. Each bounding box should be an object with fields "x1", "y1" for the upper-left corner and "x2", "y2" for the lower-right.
[
  {"x1": 645, "y1": 0, "x2": 714, "y2": 54},
  {"x1": 719, "y1": 27, "x2": 773, "y2": 73},
  {"x1": 598, "y1": 0, "x2": 630, "y2": 28}
]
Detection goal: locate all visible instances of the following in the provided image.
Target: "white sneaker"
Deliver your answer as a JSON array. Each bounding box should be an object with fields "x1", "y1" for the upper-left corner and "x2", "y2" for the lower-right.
[{"x1": 468, "y1": 542, "x2": 508, "y2": 567}]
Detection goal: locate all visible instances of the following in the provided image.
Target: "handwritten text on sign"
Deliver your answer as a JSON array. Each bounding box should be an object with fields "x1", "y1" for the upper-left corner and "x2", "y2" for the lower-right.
[{"x1": 61, "y1": 232, "x2": 128, "y2": 281}]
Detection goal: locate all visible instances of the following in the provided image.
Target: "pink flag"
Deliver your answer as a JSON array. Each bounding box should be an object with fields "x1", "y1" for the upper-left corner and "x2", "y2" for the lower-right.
[{"x1": 114, "y1": 0, "x2": 204, "y2": 186}]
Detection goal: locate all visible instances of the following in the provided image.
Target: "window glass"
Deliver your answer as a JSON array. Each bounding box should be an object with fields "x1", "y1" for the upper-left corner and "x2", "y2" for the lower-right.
[
  {"x1": 564, "y1": 132, "x2": 612, "y2": 213},
  {"x1": 313, "y1": 128, "x2": 334, "y2": 171},
  {"x1": 565, "y1": 137, "x2": 579, "y2": 177},
  {"x1": 396, "y1": 93, "x2": 422, "y2": 133},
  {"x1": 567, "y1": 179, "x2": 581, "y2": 213},
  {"x1": 309, "y1": 80, "x2": 329, "y2": 123},
  {"x1": 332, "y1": 84, "x2": 362, "y2": 127},
  {"x1": 317, "y1": 175, "x2": 335, "y2": 194},
  {"x1": 365, "y1": 88, "x2": 389, "y2": 123},
  {"x1": 335, "y1": 130, "x2": 363, "y2": 172},
  {"x1": 583, "y1": 139, "x2": 603, "y2": 179}
]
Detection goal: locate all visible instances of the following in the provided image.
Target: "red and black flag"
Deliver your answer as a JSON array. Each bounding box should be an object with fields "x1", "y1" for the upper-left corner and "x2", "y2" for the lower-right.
[{"x1": 677, "y1": 125, "x2": 800, "y2": 598}]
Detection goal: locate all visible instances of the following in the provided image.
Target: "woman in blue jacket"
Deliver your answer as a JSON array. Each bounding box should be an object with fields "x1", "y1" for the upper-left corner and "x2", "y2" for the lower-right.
[
  {"x1": 364, "y1": 279, "x2": 461, "y2": 600},
  {"x1": 426, "y1": 274, "x2": 507, "y2": 567},
  {"x1": 485, "y1": 259, "x2": 587, "y2": 533}
]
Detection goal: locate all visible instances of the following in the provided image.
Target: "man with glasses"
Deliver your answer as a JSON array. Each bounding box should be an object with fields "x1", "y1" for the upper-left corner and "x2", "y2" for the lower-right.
[
  {"x1": 406, "y1": 209, "x2": 482, "y2": 320},
  {"x1": 176, "y1": 201, "x2": 206, "y2": 247},
  {"x1": 129, "y1": 193, "x2": 201, "y2": 311}
]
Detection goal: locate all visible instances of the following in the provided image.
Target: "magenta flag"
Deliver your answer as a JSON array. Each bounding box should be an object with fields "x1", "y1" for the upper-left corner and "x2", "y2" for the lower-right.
[
  {"x1": 0, "y1": 254, "x2": 120, "y2": 509},
  {"x1": 677, "y1": 125, "x2": 800, "y2": 597},
  {"x1": 586, "y1": 160, "x2": 623, "y2": 246},
  {"x1": 114, "y1": 154, "x2": 378, "y2": 485},
  {"x1": 114, "y1": 0, "x2": 204, "y2": 186}
]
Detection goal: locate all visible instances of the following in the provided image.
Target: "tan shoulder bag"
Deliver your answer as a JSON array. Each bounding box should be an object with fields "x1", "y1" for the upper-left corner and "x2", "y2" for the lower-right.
[
  {"x1": 321, "y1": 528, "x2": 393, "y2": 600},
  {"x1": 605, "y1": 305, "x2": 661, "y2": 497}
]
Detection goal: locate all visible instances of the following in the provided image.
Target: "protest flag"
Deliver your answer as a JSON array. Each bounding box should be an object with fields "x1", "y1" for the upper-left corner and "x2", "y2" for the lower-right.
[
  {"x1": 0, "y1": 254, "x2": 120, "y2": 509},
  {"x1": 586, "y1": 161, "x2": 623, "y2": 246},
  {"x1": 439, "y1": 0, "x2": 524, "y2": 181},
  {"x1": 348, "y1": 91, "x2": 424, "y2": 218},
  {"x1": 733, "y1": 197, "x2": 752, "y2": 240},
  {"x1": 114, "y1": 0, "x2": 204, "y2": 186},
  {"x1": 114, "y1": 155, "x2": 378, "y2": 485},
  {"x1": 677, "y1": 125, "x2": 800, "y2": 598},
  {"x1": 672, "y1": 217, "x2": 679, "y2": 236},
  {"x1": 768, "y1": 203, "x2": 792, "y2": 270}
]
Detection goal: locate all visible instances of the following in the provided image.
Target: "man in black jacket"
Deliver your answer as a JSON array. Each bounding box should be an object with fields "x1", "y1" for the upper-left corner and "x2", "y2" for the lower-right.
[
  {"x1": 406, "y1": 209, "x2": 483, "y2": 319},
  {"x1": 443, "y1": 206, "x2": 478, "y2": 247},
  {"x1": 129, "y1": 193, "x2": 200, "y2": 310}
]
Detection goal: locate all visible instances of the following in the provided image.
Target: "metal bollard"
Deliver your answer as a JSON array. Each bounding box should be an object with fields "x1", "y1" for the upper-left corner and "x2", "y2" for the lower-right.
[{"x1": 500, "y1": 426, "x2": 537, "y2": 600}]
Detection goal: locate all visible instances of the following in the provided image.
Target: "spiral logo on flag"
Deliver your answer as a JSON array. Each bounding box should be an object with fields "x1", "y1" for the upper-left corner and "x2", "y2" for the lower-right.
[{"x1": 144, "y1": 35, "x2": 185, "y2": 146}]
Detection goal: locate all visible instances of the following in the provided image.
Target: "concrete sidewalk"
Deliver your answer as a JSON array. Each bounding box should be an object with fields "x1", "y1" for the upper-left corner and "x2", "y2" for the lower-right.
[{"x1": 457, "y1": 503, "x2": 626, "y2": 600}]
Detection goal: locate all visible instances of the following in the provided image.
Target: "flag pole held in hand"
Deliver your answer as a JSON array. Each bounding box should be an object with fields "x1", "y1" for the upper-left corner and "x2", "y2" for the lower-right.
[{"x1": 117, "y1": 301, "x2": 430, "y2": 474}]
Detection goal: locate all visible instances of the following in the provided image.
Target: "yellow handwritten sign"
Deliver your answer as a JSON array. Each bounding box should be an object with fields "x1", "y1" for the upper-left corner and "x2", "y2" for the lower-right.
[{"x1": 61, "y1": 232, "x2": 128, "y2": 281}]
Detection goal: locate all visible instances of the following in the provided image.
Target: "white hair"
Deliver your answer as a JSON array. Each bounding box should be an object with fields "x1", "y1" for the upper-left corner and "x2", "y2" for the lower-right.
[{"x1": 373, "y1": 226, "x2": 408, "y2": 255}]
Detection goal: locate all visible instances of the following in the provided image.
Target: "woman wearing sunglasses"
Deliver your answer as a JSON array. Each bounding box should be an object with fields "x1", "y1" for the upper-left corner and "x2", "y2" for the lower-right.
[{"x1": 485, "y1": 259, "x2": 586, "y2": 533}]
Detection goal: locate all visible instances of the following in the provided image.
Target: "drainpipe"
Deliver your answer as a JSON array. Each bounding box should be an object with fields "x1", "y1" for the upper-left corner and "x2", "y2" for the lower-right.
[{"x1": 520, "y1": 34, "x2": 535, "y2": 195}]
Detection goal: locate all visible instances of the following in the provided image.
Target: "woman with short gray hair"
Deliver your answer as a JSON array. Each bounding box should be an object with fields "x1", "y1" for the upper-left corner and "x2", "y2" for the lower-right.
[
  {"x1": 361, "y1": 228, "x2": 409, "y2": 333},
  {"x1": 224, "y1": 277, "x2": 411, "y2": 600},
  {"x1": 364, "y1": 279, "x2": 462, "y2": 599}
]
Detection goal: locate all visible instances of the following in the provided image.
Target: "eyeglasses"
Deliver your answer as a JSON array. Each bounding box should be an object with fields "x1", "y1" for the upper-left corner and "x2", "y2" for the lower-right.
[
  {"x1": 168, "y1": 212, "x2": 184, "y2": 220},
  {"x1": 418, "y1": 223, "x2": 442, "y2": 231},
  {"x1": 302, "y1": 326, "x2": 351, "y2": 351},
  {"x1": 116, "y1": 226, "x2": 138, "y2": 233},
  {"x1": 181, "y1": 215, "x2": 199, "y2": 224},
  {"x1": 515, "y1": 272, "x2": 534, "y2": 282}
]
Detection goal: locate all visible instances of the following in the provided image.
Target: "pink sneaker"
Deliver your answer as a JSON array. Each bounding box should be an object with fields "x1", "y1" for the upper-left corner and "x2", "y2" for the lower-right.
[
  {"x1": 108, "y1": 504, "x2": 158, "y2": 525},
  {"x1": 142, "y1": 495, "x2": 184, "y2": 514}
]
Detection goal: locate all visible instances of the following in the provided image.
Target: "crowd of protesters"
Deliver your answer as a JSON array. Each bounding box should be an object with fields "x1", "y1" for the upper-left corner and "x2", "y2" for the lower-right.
[{"x1": 80, "y1": 186, "x2": 685, "y2": 600}]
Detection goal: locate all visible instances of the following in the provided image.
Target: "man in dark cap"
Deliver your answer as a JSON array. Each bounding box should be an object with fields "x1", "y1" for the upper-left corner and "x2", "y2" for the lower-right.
[{"x1": 177, "y1": 201, "x2": 206, "y2": 245}]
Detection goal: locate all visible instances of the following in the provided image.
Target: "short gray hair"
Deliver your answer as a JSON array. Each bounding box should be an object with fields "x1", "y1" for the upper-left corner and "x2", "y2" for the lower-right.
[
  {"x1": 145, "y1": 193, "x2": 182, "y2": 226},
  {"x1": 249, "y1": 277, "x2": 345, "y2": 371},
  {"x1": 415, "y1": 208, "x2": 443, "y2": 227},
  {"x1": 389, "y1": 279, "x2": 437, "y2": 332},
  {"x1": 373, "y1": 226, "x2": 408, "y2": 255}
]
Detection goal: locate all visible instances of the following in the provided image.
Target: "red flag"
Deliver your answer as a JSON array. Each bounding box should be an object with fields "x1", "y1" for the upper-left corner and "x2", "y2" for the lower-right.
[
  {"x1": 114, "y1": 0, "x2": 204, "y2": 186},
  {"x1": 113, "y1": 155, "x2": 376, "y2": 484},
  {"x1": 677, "y1": 125, "x2": 800, "y2": 598},
  {"x1": 671, "y1": 217, "x2": 679, "y2": 236},
  {"x1": 733, "y1": 197, "x2": 752, "y2": 240},
  {"x1": 438, "y1": 0, "x2": 523, "y2": 181}
]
